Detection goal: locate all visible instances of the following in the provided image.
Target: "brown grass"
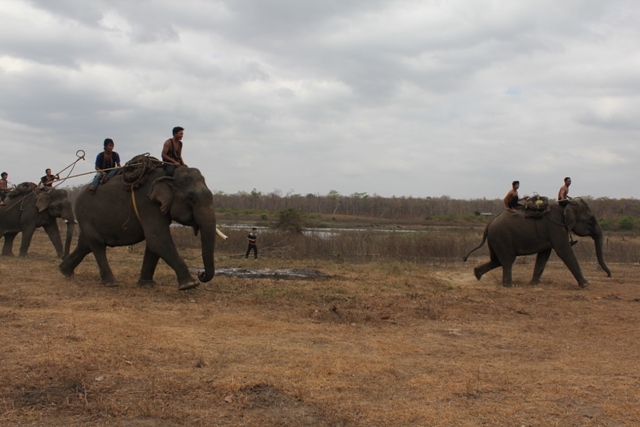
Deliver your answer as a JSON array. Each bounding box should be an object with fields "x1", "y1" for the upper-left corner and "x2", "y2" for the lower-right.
[{"x1": 1, "y1": 230, "x2": 640, "y2": 426}]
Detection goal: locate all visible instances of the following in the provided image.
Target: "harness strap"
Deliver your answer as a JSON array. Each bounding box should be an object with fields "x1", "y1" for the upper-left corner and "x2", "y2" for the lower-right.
[{"x1": 131, "y1": 188, "x2": 142, "y2": 224}]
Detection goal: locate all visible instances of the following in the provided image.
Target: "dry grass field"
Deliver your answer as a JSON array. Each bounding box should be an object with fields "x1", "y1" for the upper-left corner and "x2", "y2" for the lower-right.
[{"x1": 1, "y1": 230, "x2": 640, "y2": 427}]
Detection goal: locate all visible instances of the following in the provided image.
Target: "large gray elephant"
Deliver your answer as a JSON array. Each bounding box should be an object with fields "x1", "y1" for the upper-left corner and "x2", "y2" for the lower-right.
[
  {"x1": 463, "y1": 198, "x2": 611, "y2": 288},
  {"x1": 0, "y1": 184, "x2": 75, "y2": 258},
  {"x1": 59, "y1": 166, "x2": 216, "y2": 290}
]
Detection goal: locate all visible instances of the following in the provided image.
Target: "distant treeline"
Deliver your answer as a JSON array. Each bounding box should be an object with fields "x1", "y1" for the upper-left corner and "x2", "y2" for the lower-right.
[{"x1": 63, "y1": 185, "x2": 640, "y2": 222}]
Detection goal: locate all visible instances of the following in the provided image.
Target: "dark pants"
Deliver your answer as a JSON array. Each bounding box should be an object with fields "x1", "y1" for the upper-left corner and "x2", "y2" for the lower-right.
[
  {"x1": 245, "y1": 244, "x2": 257, "y2": 259},
  {"x1": 163, "y1": 164, "x2": 180, "y2": 176},
  {"x1": 0, "y1": 190, "x2": 7, "y2": 201}
]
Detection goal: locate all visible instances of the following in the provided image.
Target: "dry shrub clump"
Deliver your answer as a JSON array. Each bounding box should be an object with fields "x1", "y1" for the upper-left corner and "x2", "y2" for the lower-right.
[{"x1": 1, "y1": 230, "x2": 640, "y2": 426}]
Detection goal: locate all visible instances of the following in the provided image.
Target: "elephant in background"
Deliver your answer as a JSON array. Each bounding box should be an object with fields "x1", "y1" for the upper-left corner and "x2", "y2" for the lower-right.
[
  {"x1": 0, "y1": 184, "x2": 75, "y2": 258},
  {"x1": 463, "y1": 198, "x2": 611, "y2": 288},
  {"x1": 59, "y1": 166, "x2": 216, "y2": 290}
]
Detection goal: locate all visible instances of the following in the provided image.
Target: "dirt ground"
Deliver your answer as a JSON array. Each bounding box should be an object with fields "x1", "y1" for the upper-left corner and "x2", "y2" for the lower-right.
[{"x1": 1, "y1": 233, "x2": 639, "y2": 427}]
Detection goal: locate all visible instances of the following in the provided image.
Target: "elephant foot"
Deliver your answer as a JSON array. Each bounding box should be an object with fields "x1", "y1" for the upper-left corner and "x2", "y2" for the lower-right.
[
  {"x1": 528, "y1": 279, "x2": 541, "y2": 286},
  {"x1": 502, "y1": 282, "x2": 513, "y2": 288},
  {"x1": 1, "y1": 252, "x2": 15, "y2": 257},
  {"x1": 101, "y1": 279, "x2": 119, "y2": 287},
  {"x1": 473, "y1": 267, "x2": 482, "y2": 281},
  {"x1": 59, "y1": 265, "x2": 74, "y2": 277},
  {"x1": 178, "y1": 280, "x2": 199, "y2": 291},
  {"x1": 137, "y1": 279, "x2": 157, "y2": 287},
  {"x1": 579, "y1": 280, "x2": 589, "y2": 289}
]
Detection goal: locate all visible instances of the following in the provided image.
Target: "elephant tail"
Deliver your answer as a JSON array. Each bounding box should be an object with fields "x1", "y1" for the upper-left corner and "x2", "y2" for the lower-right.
[{"x1": 462, "y1": 226, "x2": 488, "y2": 262}]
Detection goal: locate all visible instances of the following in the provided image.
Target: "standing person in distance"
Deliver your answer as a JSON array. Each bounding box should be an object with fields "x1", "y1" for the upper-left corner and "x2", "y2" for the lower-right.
[
  {"x1": 162, "y1": 126, "x2": 188, "y2": 176},
  {"x1": 245, "y1": 228, "x2": 258, "y2": 260}
]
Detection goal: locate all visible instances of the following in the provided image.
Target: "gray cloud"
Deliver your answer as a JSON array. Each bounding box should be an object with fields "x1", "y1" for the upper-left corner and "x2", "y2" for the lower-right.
[{"x1": 0, "y1": 0, "x2": 639, "y2": 197}]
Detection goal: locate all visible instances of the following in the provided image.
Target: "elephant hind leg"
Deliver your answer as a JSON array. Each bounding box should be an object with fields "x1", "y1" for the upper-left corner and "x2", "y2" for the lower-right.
[
  {"x1": 59, "y1": 237, "x2": 92, "y2": 277},
  {"x1": 530, "y1": 249, "x2": 552, "y2": 285},
  {"x1": 2, "y1": 233, "x2": 17, "y2": 256},
  {"x1": 87, "y1": 242, "x2": 117, "y2": 286},
  {"x1": 474, "y1": 259, "x2": 501, "y2": 280},
  {"x1": 138, "y1": 245, "x2": 160, "y2": 286}
]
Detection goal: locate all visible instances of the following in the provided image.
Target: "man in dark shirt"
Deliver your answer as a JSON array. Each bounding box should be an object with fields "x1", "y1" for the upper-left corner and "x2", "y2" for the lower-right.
[
  {"x1": 245, "y1": 228, "x2": 258, "y2": 260},
  {"x1": 162, "y1": 126, "x2": 188, "y2": 176},
  {"x1": 89, "y1": 138, "x2": 121, "y2": 194},
  {"x1": 40, "y1": 168, "x2": 59, "y2": 188}
]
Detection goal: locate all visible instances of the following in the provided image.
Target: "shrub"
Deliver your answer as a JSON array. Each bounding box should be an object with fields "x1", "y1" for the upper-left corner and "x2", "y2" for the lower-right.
[
  {"x1": 276, "y1": 208, "x2": 304, "y2": 233},
  {"x1": 618, "y1": 216, "x2": 634, "y2": 230}
]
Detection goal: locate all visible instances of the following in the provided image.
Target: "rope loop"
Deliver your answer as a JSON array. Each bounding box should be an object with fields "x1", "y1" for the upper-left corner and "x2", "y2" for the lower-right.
[{"x1": 121, "y1": 153, "x2": 164, "y2": 189}]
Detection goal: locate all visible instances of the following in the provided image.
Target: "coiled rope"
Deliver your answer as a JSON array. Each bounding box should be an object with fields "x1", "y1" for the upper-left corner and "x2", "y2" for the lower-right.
[{"x1": 121, "y1": 153, "x2": 164, "y2": 189}]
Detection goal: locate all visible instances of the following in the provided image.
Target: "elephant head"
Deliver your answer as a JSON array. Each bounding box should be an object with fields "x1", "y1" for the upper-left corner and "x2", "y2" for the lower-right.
[
  {"x1": 563, "y1": 198, "x2": 611, "y2": 278},
  {"x1": 35, "y1": 189, "x2": 75, "y2": 257},
  {"x1": 147, "y1": 167, "x2": 216, "y2": 283}
]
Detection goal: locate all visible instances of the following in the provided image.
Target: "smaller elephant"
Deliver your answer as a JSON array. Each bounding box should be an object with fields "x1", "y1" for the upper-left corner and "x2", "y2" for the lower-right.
[
  {"x1": 0, "y1": 184, "x2": 75, "y2": 258},
  {"x1": 463, "y1": 199, "x2": 611, "y2": 288}
]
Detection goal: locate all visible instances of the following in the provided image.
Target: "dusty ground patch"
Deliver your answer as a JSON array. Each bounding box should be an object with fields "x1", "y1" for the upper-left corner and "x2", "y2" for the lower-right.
[{"x1": 0, "y1": 232, "x2": 639, "y2": 426}]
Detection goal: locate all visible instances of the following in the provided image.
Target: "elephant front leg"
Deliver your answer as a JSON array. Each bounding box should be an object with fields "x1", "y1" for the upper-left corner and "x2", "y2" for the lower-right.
[
  {"x1": 43, "y1": 223, "x2": 64, "y2": 258},
  {"x1": 146, "y1": 235, "x2": 198, "y2": 290},
  {"x1": 138, "y1": 245, "x2": 160, "y2": 286},
  {"x1": 553, "y1": 243, "x2": 589, "y2": 288},
  {"x1": 530, "y1": 249, "x2": 552, "y2": 285},
  {"x1": 2, "y1": 232, "x2": 17, "y2": 256}
]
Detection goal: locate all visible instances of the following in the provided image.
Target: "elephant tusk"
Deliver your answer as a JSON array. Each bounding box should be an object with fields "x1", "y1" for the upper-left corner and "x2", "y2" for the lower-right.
[{"x1": 216, "y1": 227, "x2": 228, "y2": 241}]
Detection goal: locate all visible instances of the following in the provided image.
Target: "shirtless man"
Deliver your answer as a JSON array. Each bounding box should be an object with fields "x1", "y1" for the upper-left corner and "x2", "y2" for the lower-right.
[
  {"x1": 504, "y1": 180, "x2": 528, "y2": 213},
  {"x1": 162, "y1": 126, "x2": 188, "y2": 176},
  {"x1": 0, "y1": 172, "x2": 9, "y2": 205},
  {"x1": 558, "y1": 177, "x2": 572, "y2": 203}
]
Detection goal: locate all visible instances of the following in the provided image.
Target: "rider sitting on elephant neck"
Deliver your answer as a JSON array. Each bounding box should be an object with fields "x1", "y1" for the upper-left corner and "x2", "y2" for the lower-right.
[
  {"x1": 89, "y1": 138, "x2": 121, "y2": 195},
  {"x1": 558, "y1": 177, "x2": 572, "y2": 206},
  {"x1": 162, "y1": 126, "x2": 188, "y2": 177},
  {"x1": 504, "y1": 180, "x2": 529, "y2": 213}
]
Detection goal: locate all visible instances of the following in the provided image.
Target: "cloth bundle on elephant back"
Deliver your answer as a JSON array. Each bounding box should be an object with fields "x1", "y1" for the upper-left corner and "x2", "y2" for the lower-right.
[
  {"x1": 0, "y1": 184, "x2": 75, "y2": 258},
  {"x1": 463, "y1": 198, "x2": 611, "y2": 288},
  {"x1": 523, "y1": 195, "x2": 551, "y2": 218},
  {"x1": 59, "y1": 163, "x2": 217, "y2": 290}
]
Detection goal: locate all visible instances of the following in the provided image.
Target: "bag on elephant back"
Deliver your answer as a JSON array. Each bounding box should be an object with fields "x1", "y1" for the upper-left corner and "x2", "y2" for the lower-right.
[{"x1": 524, "y1": 194, "x2": 550, "y2": 218}]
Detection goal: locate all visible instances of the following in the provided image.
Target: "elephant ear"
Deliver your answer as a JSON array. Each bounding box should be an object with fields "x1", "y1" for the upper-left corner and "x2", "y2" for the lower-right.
[
  {"x1": 564, "y1": 205, "x2": 577, "y2": 231},
  {"x1": 148, "y1": 176, "x2": 174, "y2": 215},
  {"x1": 35, "y1": 192, "x2": 51, "y2": 212}
]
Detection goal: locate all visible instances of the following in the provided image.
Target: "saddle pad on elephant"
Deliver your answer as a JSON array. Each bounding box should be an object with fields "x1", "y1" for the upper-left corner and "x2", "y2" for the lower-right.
[{"x1": 524, "y1": 195, "x2": 550, "y2": 219}]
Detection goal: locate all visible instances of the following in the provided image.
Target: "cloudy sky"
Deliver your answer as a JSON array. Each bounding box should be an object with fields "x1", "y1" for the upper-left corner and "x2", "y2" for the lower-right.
[{"x1": 1, "y1": 0, "x2": 638, "y2": 199}]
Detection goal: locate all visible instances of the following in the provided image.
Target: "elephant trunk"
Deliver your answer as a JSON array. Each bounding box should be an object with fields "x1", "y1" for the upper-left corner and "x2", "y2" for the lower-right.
[
  {"x1": 194, "y1": 207, "x2": 216, "y2": 283},
  {"x1": 593, "y1": 227, "x2": 612, "y2": 278},
  {"x1": 62, "y1": 205, "x2": 75, "y2": 258}
]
